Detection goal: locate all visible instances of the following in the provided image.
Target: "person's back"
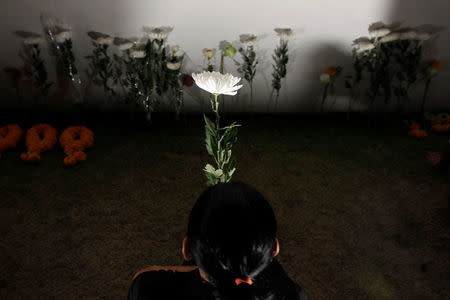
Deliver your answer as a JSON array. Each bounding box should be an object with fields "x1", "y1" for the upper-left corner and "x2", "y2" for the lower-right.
[{"x1": 128, "y1": 181, "x2": 308, "y2": 299}]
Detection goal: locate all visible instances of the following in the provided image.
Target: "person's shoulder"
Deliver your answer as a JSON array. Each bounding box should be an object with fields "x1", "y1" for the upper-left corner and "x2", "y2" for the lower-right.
[
  {"x1": 127, "y1": 266, "x2": 199, "y2": 300},
  {"x1": 293, "y1": 283, "x2": 308, "y2": 300}
]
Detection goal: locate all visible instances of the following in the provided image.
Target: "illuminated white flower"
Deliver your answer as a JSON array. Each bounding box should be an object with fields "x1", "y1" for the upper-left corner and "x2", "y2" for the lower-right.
[
  {"x1": 130, "y1": 44, "x2": 146, "y2": 58},
  {"x1": 96, "y1": 36, "x2": 114, "y2": 45},
  {"x1": 355, "y1": 40, "x2": 375, "y2": 53},
  {"x1": 240, "y1": 34, "x2": 258, "y2": 47},
  {"x1": 24, "y1": 35, "x2": 45, "y2": 45},
  {"x1": 55, "y1": 30, "x2": 72, "y2": 43},
  {"x1": 167, "y1": 61, "x2": 181, "y2": 70},
  {"x1": 379, "y1": 32, "x2": 400, "y2": 43},
  {"x1": 274, "y1": 28, "x2": 292, "y2": 41},
  {"x1": 143, "y1": 26, "x2": 173, "y2": 40},
  {"x1": 192, "y1": 71, "x2": 243, "y2": 96},
  {"x1": 369, "y1": 27, "x2": 391, "y2": 38},
  {"x1": 320, "y1": 73, "x2": 330, "y2": 83}
]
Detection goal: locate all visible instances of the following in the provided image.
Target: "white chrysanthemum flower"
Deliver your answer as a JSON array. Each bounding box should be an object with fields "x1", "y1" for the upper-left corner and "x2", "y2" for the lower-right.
[
  {"x1": 96, "y1": 36, "x2": 114, "y2": 45},
  {"x1": 369, "y1": 27, "x2": 391, "y2": 38},
  {"x1": 24, "y1": 36, "x2": 45, "y2": 45},
  {"x1": 143, "y1": 26, "x2": 173, "y2": 40},
  {"x1": 416, "y1": 32, "x2": 430, "y2": 41},
  {"x1": 240, "y1": 34, "x2": 258, "y2": 47},
  {"x1": 55, "y1": 30, "x2": 72, "y2": 43},
  {"x1": 355, "y1": 40, "x2": 375, "y2": 53},
  {"x1": 167, "y1": 61, "x2": 181, "y2": 70},
  {"x1": 379, "y1": 32, "x2": 400, "y2": 43},
  {"x1": 274, "y1": 28, "x2": 292, "y2": 41},
  {"x1": 320, "y1": 73, "x2": 330, "y2": 83},
  {"x1": 399, "y1": 30, "x2": 418, "y2": 40},
  {"x1": 131, "y1": 45, "x2": 146, "y2": 58},
  {"x1": 192, "y1": 71, "x2": 243, "y2": 96},
  {"x1": 119, "y1": 42, "x2": 134, "y2": 51}
]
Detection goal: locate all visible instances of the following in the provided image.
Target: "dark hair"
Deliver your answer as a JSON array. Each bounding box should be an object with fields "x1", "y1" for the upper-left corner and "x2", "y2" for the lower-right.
[{"x1": 186, "y1": 181, "x2": 293, "y2": 300}]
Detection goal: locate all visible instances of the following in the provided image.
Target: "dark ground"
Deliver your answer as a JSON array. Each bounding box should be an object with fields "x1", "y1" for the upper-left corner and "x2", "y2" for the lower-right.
[{"x1": 0, "y1": 109, "x2": 449, "y2": 299}]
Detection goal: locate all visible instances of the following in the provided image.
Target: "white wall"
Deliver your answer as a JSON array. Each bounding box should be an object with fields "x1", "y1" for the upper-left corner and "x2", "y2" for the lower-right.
[{"x1": 0, "y1": 0, "x2": 449, "y2": 113}]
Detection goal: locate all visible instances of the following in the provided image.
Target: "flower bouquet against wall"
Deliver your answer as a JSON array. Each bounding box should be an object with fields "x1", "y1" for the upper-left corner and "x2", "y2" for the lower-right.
[
  {"x1": 15, "y1": 31, "x2": 53, "y2": 102},
  {"x1": 352, "y1": 24, "x2": 430, "y2": 117},
  {"x1": 86, "y1": 31, "x2": 116, "y2": 100},
  {"x1": 192, "y1": 71, "x2": 243, "y2": 186},
  {"x1": 41, "y1": 14, "x2": 83, "y2": 103},
  {"x1": 166, "y1": 45, "x2": 185, "y2": 119}
]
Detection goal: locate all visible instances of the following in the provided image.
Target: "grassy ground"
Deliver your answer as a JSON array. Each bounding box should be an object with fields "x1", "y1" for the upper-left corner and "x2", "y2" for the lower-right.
[{"x1": 0, "y1": 111, "x2": 449, "y2": 299}]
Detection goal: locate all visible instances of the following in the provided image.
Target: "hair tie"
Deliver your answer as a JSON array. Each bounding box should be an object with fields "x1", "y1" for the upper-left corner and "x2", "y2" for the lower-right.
[{"x1": 235, "y1": 277, "x2": 253, "y2": 285}]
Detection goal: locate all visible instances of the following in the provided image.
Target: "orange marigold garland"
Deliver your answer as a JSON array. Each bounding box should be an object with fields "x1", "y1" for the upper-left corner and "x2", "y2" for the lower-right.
[
  {"x1": 59, "y1": 126, "x2": 94, "y2": 166},
  {"x1": 0, "y1": 124, "x2": 24, "y2": 158},
  {"x1": 20, "y1": 124, "x2": 58, "y2": 162}
]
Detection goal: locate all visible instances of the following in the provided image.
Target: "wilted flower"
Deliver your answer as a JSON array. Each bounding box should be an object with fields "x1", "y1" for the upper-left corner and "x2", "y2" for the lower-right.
[
  {"x1": 355, "y1": 40, "x2": 375, "y2": 53},
  {"x1": 167, "y1": 61, "x2": 181, "y2": 70},
  {"x1": 274, "y1": 28, "x2": 293, "y2": 41},
  {"x1": 379, "y1": 32, "x2": 400, "y2": 43},
  {"x1": 54, "y1": 29, "x2": 72, "y2": 43},
  {"x1": 204, "y1": 49, "x2": 215, "y2": 59},
  {"x1": 192, "y1": 71, "x2": 243, "y2": 96},
  {"x1": 143, "y1": 26, "x2": 173, "y2": 40},
  {"x1": 223, "y1": 44, "x2": 237, "y2": 58},
  {"x1": 320, "y1": 73, "x2": 330, "y2": 83},
  {"x1": 240, "y1": 34, "x2": 258, "y2": 47},
  {"x1": 369, "y1": 27, "x2": 391, "y2": 38}
]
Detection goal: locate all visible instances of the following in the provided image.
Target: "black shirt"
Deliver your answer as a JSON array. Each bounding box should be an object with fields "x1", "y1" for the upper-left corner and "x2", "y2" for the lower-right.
[{"x1": 128, "y1": 260, "x2": 308, "y2": 300}]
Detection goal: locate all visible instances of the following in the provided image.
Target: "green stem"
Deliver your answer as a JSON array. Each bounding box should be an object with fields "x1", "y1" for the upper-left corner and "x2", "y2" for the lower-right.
[
  {"x1": 249, "y1": 81, "x2": 253, "y2": 108},
  {"x1": 421, "y1": 78, "x2": 431, "y2": 116},
  {"x1": 321, "y1": 83, "x2": 329, "y2": 113}
]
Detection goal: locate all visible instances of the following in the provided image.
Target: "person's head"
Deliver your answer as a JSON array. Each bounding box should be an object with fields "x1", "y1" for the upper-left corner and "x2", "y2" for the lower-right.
[{"x1": 182, "y1": 181, "x2": 280, "y2": 299}]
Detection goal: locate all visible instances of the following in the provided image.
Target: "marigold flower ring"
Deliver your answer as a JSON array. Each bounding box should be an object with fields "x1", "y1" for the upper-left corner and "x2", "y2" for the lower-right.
[
  {"x1": 59, "y1": 126, "x2": 94, "y2": 167},
  {"x1": 0, "y1": 124, "x2": 24, "y2": 159},
  {"x1": 20, "y1": 124, "x2": 58, "y2": 163}
]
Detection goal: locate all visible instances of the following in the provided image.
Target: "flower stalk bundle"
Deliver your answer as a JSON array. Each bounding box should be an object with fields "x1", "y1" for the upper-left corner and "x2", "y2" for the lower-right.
[
  {"x1": 41, "y1": 14, "x2": 83, "y2": 103},
  {"x1": 16, "y1": 32, "x2": 53, "y2": 99},
  {"x1": 271, "y1": 28, "x2": 292, "y2": 112},
  {"x1": 238, "y1": 34, "x2": 258, "y2": 107},
  {"x1": 86, "y1": 31, "x2": 116, "y2": 98},
  {"x1": 192, "y1": 71, "x2": 243, "y2": 186},
  {"x1": 352, "y1": 24, "x2": 431, "y2": 115}
]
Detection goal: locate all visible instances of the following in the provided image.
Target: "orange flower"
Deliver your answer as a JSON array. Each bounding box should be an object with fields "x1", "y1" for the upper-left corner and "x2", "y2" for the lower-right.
[
  {"x1": 325, "y1": 67, "x2": 337, "y2": 76},
  {"x1": 408, "y1": 129, "x2": 427, "y2": 138},
  {"x1": 60, "y1": 126, "x2": 94, "y2": 167},
  {"x1": 431, "y1": 118, "x2": 442, "y2": 125},
  {"x1": 21, "y1": 124, "x2": 57, "y2": 163},
  {"x1": 0, "y1": 124, "x2": 23, "y2": 157},
  {"x1": 410, "y1": 123, "x2": 420, "y2": 130},
  {"x1": 431, "y1": 60, "x2": 443, "y2": 70}
]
